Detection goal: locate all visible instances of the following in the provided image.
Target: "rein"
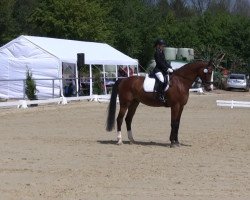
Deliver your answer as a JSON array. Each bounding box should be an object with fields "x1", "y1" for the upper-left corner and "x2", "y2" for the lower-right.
[
  {"x1": 172, "y1": 72, "x2": 213, "y2": 86},
  {"x1": 168, "y1": 61, "x2": 215, "y2": 88}
]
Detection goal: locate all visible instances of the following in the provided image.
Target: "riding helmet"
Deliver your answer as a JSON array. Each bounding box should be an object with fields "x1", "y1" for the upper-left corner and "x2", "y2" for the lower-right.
[{"x1": 154, "y1": 38, "x2": 167, "y2": 47}]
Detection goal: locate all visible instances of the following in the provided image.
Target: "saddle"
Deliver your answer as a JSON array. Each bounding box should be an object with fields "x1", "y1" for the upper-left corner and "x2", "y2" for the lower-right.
[{"x1": 143, "y1": 73, "x2": 169, "y2": 93}]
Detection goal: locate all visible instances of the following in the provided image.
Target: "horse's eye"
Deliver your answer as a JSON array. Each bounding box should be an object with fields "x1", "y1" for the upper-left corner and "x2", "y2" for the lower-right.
[{"x1": 203, "y1": 69, "x2": 208, "y2": 74}]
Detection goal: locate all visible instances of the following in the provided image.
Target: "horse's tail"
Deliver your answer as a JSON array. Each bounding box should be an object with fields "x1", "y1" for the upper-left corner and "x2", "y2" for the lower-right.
[{"x1": 106, "y1": 79, "x2": 121, "y2": 132}]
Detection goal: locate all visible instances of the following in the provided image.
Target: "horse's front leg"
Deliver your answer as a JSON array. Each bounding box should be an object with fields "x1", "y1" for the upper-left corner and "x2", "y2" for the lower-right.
[
  {"x1": 170, "y1": 105, "x2": 183, "y2": 148},
  {"x1": 170, "y1": 120, "x2": 180, "y2": 147}
]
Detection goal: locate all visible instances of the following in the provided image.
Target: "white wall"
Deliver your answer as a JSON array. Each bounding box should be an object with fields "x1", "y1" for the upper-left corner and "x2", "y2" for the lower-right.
[
  {"x1": 0, "y1": 58, "x2": 61, "y2": 99},
  {"x1": 0, "y1": 37, "x2": 61, "y2": 99}
]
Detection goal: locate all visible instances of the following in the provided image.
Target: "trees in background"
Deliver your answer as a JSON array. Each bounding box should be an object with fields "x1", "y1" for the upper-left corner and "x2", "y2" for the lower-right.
[
  {"x1": 0, "y1": 0, "x2": 15, "y2": 44},
  {"x1": 29, "y1": 0, "x2": 113, "y2": 43},
  {"x1": 0, "y1": 0, "x2": 249, "y2": 72}
]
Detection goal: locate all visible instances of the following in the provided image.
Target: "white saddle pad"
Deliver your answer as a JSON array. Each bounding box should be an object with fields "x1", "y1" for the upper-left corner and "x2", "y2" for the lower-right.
[{"x1": 143, "y1": 74, "x2": 169, "y2": 92}]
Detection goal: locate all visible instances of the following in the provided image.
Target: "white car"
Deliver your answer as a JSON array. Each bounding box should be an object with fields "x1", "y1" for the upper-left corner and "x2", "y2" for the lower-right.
[{"x1": 226, "y1": 73, "x2": 249, "y2": 92}]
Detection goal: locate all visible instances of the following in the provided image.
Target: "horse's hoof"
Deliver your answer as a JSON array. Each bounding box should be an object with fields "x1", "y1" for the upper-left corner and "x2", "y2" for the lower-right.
[
  {"x1": 170, "y1": 141, "x2": 180, "y2": 148},
  {"x1": 175, "y1": 141, "x2": 180, "y2": 147},
  {"x1": 128, "y1": 138, "x2": 135, "y2": 144},
  {"x1": 117, "y1": 141, "x2": 123, "y2": 145},
  {"x1": 129, "y1": 140, "x2": 135, "y2": 144}
]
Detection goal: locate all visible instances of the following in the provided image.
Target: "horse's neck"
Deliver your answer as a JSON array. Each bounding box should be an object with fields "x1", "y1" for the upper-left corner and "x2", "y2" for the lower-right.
[{"x1": 174, "y1": 62, "x2": 205, "y2": 88}]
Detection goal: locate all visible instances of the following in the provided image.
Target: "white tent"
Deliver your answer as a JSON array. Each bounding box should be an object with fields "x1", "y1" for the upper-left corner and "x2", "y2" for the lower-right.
[{"x1": 0, "y1": 35, "x2": 138, "y2": 99}]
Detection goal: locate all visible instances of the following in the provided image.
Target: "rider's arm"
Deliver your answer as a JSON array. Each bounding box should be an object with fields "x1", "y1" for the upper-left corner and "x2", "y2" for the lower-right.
[
  {"x1": 165, "y1": 60, "x2": 172, "y2": 69},
  {"x1": 154, "y1": 51, "x2": 168, "y2": 73}
]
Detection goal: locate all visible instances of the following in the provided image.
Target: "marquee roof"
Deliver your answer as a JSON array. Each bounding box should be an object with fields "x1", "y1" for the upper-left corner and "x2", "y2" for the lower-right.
[{"x1": 0, "y1": 35, "x2": 138, "y2": 65}]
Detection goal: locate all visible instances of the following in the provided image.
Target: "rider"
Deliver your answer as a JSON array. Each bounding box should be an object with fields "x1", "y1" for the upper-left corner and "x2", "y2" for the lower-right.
[{"x1": 153, "y1": 38, "x2": 173, "y2": 102}]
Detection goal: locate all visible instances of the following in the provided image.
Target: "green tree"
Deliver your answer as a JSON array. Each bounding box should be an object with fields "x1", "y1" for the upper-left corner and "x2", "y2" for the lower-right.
[
  {"x1": 29, "y1": 0, "x2": 113, "y2": 43},
  {"x1": 0, "y1": 0, "x2": 15, "y2": 45},
  {"x1": 1, "y1": 0, "x2": 249, "y2": 72},
  {"x1": 25, "y1": 70, "x2": 37, "y2": 100},
  {"x1": 102, "y1": 0, "x2": 163, "y2": 67},
  {"x1": 12, "y1": 0, "x2": 41, "y2": 35},
  {"x1": 169, "y1": 0, "x2": 192, "y2": 18}
]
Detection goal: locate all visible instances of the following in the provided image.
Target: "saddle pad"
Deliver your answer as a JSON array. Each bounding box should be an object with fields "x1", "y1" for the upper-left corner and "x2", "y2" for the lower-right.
[{"x1": 143, "y1": 74, "x2": 169, "y2": 92}]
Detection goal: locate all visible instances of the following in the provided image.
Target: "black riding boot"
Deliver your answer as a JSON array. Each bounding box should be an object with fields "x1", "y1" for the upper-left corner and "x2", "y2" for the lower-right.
[{"x1": 158, "y1": 82, "x2": 165, "y2": 103}]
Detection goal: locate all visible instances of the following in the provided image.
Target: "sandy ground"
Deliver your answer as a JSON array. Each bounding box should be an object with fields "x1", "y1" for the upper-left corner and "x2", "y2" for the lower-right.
[{"x1": 0, "y1": 90, "x2": 249, "y2": 200}]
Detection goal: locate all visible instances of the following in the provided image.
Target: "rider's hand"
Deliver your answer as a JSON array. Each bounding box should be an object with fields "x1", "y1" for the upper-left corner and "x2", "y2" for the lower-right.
[{"x1": 167, "y1": 68, "x2": 173, "y2": 73}]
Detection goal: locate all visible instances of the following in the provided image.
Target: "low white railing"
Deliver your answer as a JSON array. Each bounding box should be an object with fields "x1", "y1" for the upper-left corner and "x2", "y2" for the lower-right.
[
  {"x1": 216, "y1": 100, "x2": 250, "y2": 109},
  {"x1": 0, "y1": 87, "x2": 204, "y2": 109},
  {"x1": 0, "y1": 95, "x2": 111, "y2": 109},
  {"x1": 189, "y1": 88, "x2": 203, "y2": 93}
]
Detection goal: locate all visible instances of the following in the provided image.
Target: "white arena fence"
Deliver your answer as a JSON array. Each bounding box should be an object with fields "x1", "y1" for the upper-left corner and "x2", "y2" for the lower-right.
[
  {"x1": 189, "y1": 88, "x2": 203, "y2": 93},
  {"x1": 0, "y1": 89, "x2": 204, "y2": 109},
  {"x1": 0, "y1": 95, "x2": 111, "y2": 109},
  {"x1": 216, "y1": 100, "x2": 250, "y2": 109},
  {"x1": 0, "y1": 76, "x2": 203, "y2": 100},
  {"x1": 0, "y1": 77, "x2": 115, "y2": 99},
  {"x1": 0, "y1": 76, "x2": 204, "y2": 109}
]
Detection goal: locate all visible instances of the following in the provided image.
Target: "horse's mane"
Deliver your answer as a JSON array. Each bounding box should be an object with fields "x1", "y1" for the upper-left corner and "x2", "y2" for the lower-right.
[{"x1": 174, "y1": 61, "x2": 208, "y2": 75}]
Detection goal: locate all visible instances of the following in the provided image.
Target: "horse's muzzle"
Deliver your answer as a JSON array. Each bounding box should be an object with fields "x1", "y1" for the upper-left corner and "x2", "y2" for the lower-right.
[
  {"x1": 205, "y1": 87, "x2": 212, "y2": 91},
  {"x1": 204, "y1": 84, "x2": 212, "y2": 91},
  {"x1": 203, "y1": 82, "x2": 213, "y2": 91}
]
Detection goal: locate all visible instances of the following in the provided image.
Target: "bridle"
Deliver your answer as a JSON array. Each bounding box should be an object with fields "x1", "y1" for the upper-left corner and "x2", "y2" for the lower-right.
[
  {"x1": 173, "y1": 63, "x2": 215, "y2": 85},
  {"x1": 202, "y1": 63, "x2": 216, "y2": 85}
]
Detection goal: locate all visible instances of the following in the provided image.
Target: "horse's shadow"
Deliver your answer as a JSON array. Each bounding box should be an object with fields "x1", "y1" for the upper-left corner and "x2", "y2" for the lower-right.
[{"x1": 97, "y1": 140, "x2": 191, "y2": 147}]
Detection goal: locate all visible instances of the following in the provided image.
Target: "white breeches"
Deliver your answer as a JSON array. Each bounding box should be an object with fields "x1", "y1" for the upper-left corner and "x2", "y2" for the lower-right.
[{"x1": 155, "y1": 72, "x2": 164, "y2": 83}]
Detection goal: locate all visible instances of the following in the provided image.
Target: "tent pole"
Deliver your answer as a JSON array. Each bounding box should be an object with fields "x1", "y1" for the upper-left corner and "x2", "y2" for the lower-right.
[
  {"x1": 23, "y1": 80, "x2": 25, "y2": 99},
  {"x1": 127, "y1": 65, "x2": 129, "y2": 77},
  {"x1": 75, "y1": 62, "x2": 79, "y2": 97},
  {"x1": 116, "y1": 65, "x2": 118, "y2": 80},
  {"x1": 103, "y1": 65, "x2": 107, "y2": 95},
  {"x1": 52, "y1": 80, "x2": 55, "y2": 98},
  {"x1": 60, "y1": 61, "x2": 64, "y2": 97},
  {"x1": 89, "y1": 64, "x2": 93, "y2": 96},
  {"x1": 136, "y1": 64, "x2": 139, "y2": 76}
]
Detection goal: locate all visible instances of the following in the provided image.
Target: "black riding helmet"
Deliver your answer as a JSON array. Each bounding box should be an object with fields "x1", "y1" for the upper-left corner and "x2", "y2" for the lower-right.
[{"x1": 154, "y1": 38, "x2": 167, "y2": 47}]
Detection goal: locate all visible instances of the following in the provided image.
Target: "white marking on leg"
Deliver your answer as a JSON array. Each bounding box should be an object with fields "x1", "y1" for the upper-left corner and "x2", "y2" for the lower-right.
[
  {"x1": 128, "y1": 130, "x2": 135, "y2": 143},
  {"x1": 117, "y1": 131, "x2": 123, "y2": 145}
]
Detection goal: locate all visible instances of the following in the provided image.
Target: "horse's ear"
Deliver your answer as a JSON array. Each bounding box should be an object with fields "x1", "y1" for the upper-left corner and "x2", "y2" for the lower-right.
[
  {"x1": 208, "y1": 59, "x2": 216, "y2": 70},
  {"x1": 214, "y1": 53, "x2": 225, "y2": 66},
  {"x1": 211, "y1": 53, "x2": 225, "y2": 69},
  {"x1": 216, "y1": 53, "x2": 225, "y2": 61},
  {"x1": 208, "y1": 59, "x2": 214, "y2": 65},
  {"x1": 209, "y1": 59, "x2": 213, "y2": 64}
]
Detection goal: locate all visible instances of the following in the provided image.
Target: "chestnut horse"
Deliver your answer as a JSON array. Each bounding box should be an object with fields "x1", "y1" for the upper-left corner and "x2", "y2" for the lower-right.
[{"x1": 106, "y1": 61, "x2": 214, "y2": 147}]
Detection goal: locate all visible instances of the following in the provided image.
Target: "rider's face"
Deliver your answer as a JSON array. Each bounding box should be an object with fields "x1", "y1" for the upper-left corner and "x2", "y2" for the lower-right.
[{"x1": 157, "y1": 44, "x2": 165, "y2": 51}]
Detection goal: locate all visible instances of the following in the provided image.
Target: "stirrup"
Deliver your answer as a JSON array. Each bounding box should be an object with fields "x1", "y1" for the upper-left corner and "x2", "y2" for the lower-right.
[{"x1": 159, "y1": 95, "x2": 165, "y2": 103}]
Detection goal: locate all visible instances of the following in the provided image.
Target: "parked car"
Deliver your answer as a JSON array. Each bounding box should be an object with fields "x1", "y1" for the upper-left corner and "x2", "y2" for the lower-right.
[{"x1": 226, "y1": 73, "x2": 249, "y2": 92}]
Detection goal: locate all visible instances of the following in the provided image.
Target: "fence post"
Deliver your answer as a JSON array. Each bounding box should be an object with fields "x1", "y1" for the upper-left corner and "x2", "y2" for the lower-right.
[
  {"x1": 89, "y1": 65, "x2": 93, "y2": 96},
  {"x1": 102, "y1": 65, "x2": 107, "y2": 95},
  {"x1": 23, "y1": 79, "x2": 26, "y2": 99},
  {"x1": 52, "y1": 79, "x2": 55, "y2": 98},
  {"x1": 231, "y1": 100, "x2": 234, "y2": 109}
]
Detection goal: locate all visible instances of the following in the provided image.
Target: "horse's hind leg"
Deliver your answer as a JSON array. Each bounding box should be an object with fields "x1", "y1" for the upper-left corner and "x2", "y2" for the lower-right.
[
  {"x1": 116, "y1": 104, "x2": 128, "y2": 145},
  {"x1": 125, "y1": 101, "x2": 139, "y2": 143}
]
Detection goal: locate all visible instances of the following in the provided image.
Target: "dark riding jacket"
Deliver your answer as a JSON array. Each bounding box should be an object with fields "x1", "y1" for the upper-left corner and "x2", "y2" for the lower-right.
[{"x1": 153, "y1": 48, "x2": 172, "y2": 75}]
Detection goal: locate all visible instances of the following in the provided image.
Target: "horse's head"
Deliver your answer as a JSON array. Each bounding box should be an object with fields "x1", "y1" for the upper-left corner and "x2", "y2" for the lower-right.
[{"x1": 198, "y1": 61, "x2": 215, "y2": 91}]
